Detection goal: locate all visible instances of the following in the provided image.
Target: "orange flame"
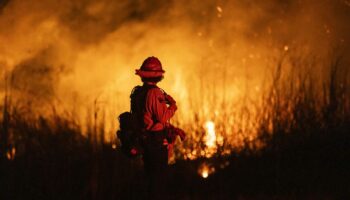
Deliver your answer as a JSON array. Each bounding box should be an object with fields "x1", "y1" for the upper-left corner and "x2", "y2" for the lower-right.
[{"x1": 198, "y1": 163, "x2": 215, "y2": 178}]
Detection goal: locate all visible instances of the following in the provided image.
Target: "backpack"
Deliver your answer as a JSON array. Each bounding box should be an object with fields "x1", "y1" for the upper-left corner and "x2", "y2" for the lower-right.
[{"x1": 117, "y1": 85, "x2": 157, "y2": 157}]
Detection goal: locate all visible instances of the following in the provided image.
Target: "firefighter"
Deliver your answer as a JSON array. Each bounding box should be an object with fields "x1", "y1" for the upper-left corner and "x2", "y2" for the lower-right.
[{"x1": 131, "y1": 56, "x2": 177, "y2": 199}]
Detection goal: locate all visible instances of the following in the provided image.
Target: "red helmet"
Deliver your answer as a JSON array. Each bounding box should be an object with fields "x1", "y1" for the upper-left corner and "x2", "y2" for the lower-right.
[{"x1": 135, "y1": 56, "x2": 165, "y2": 78}]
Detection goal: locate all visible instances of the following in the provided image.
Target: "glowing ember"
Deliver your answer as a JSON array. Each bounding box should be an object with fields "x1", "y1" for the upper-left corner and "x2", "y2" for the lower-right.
[
  {"x1": 201, "y1": 168, "x2": 209, "y2": 178},
  {"x1": 216, "y1": 6, "x2": 223, "y2": 13},
  {"x1": 6, "y1": 147, "x2": 16, "y2": 160},
  {"x1": 111, "y1": 144, "x2": 117, "y2": 149},
  {"x1": 198, "y1": 163, "x2": 216, "y2": 179}
]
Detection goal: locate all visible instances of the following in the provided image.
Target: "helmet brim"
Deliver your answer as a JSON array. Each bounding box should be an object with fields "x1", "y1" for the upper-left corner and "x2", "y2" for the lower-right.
[{"x1": 135, "y1": 69, "x2": 165, "y2": 78}]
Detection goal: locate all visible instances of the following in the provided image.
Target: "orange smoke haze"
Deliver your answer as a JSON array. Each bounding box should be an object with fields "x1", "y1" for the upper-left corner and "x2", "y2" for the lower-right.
[{"x1": 0, "y1": 0, "x2": 349, "y2": 151}]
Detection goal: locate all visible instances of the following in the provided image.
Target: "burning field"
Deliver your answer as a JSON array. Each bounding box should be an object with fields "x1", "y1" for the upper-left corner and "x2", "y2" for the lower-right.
[{"x1": 1, "y1": 0, "x2": 350, "y2": 199}]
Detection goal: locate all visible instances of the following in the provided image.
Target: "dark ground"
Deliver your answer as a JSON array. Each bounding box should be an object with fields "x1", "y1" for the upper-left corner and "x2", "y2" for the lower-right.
[{"x1": 1, "y1": 125, "x2": 349, "y2": 200}]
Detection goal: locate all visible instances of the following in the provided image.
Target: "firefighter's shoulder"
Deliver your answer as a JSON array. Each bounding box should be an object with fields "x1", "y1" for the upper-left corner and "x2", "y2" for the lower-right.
[
  {"x1": 147, "y1": 87, "x2": 163, "y2": 96},
  {"x1": 146, "y1": 87, "x2": 165, "y2": 102}
]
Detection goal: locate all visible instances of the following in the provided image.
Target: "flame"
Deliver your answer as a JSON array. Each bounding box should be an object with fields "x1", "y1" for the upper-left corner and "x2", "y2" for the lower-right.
[
  {"x1": 6, "y1": 147, "x2": 16, "y2": 161},
  {"x1": 201, "y1": 168, "x2": 209, "y2": 178},
  {"x1": 0, "y1": 0, "x2": 347, "y2": 163},
  {"x1": 204, "y1": 121, "x2": 216, "y2": 148},
  {"x1": 198, "y1": 163, "x2": 215, "y2": 178},
  {"x1": 202, "y1": 121, "x2": 219, "y2": 158}
]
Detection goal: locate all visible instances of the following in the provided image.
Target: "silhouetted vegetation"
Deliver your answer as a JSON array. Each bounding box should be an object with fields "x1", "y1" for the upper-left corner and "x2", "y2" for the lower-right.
[{"x1": 1, "y1": 55, "x2": 349, "y2": 199}]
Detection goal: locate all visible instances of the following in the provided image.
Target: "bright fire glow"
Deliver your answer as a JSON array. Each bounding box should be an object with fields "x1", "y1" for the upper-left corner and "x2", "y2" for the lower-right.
[
  {"x1": 201, "y1": 168, "x2": 209, "y2": 178},
  {"x1": 199, "y1": 163, "x2": 215, "y2": 178},
  {"x1": 202, "y1": 121, "x2": 218, "y2": 158},
  {"x1": 204, "y1": 121, "x2": 216, "y2": 148},
  {"x1": 0, "y1": 0, "x2": 345, "y2": 163},
  {"x1": 6, "y1": 147, "x2": 16, "y2": 161}
]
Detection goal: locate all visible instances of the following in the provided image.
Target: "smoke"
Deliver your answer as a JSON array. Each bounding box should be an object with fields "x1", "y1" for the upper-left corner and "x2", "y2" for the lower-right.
[
  {"x1": 10, "y1": 48, "x2": 63, "y2": 102},
  {"x1": 0, "y1": 0, "x2": 349, "y2": 136}
]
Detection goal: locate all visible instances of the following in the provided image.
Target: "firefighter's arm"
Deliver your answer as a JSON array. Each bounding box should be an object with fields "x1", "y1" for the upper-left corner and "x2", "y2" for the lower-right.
[{"x1": 164, "y1": 94, "x2": 177, "y2": 111}]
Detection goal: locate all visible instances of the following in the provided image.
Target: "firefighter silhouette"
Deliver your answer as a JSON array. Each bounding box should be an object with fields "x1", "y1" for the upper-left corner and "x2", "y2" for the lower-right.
[{"x1": 131, "y1": 56, "x2": 184, "y2": 199}]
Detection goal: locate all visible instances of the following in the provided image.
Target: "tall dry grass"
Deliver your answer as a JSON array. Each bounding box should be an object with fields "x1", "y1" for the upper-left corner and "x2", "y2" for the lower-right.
[
  {"x1": 175, "y1": 53, "x2": 349, "y2": 158},
  {"x1": 0, "y1": 53, "x2": 349, "y2": 199}
]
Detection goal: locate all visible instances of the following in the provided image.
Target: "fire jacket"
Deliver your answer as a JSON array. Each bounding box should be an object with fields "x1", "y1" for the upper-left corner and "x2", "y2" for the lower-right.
[{"x1": 143, "y1": 86, "x2": 177, "y2": 131}]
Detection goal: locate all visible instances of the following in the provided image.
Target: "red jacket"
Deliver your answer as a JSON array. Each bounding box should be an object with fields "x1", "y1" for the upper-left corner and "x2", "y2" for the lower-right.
[{"x1": 143, "y1": 85, "x2": 177, "y2": 131}]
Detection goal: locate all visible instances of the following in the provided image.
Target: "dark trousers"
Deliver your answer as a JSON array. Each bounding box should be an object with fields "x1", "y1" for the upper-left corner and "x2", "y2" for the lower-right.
[{"x1": 142, "y1": 131, "x2": 168, "y2": 200}]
